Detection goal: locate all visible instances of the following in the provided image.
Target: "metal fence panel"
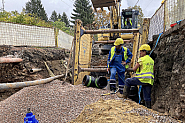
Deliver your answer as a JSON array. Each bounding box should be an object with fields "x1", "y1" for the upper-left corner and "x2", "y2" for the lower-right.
[
  {"x1": 0, "y1": 22, "x2": 55, "y2": 47},
  {"x1": 148, "y1": 4, "x2": 164, "y2": 41},
  {"x1": 165, "y1": 0, "x2": 185, "y2": 31},
  {"x1": 148, "y1": 0, "x2": 185, "y2": 41},
  {"x1": 58, "y1": 30, "x2": 73, "y2": 50}
]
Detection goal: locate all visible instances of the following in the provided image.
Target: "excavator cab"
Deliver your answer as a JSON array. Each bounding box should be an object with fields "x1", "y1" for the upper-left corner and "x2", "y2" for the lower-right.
[{"x1": 121, "y1": 9, "x2": 139, "y2": 29}]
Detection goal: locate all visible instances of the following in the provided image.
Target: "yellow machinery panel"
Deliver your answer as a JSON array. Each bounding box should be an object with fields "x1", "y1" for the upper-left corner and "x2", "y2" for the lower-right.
[
  {"x1": 74, "y1": 34, "x2": 92, "y2": 85},
  {"x1": 98, "y1": 29, "x2": 110, "y2": 41}
]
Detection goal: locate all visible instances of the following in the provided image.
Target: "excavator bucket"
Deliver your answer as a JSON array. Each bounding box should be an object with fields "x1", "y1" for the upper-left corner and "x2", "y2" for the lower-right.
[{"x1": 91, "y1": 0, "x2": 115, "y2": 9}]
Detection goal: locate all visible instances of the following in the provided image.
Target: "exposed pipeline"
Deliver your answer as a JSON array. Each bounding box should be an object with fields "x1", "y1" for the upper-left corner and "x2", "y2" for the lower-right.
[
  {"x1": 94, "y1": 40, "x2": 132, "y2": 44},
  {"x1": 0, "y1": 57, "x2": 23, "y2": 63},
  {"x1": 84, "y1": 29, "x2": 139, "y2": 34},
  {"x1": 0, "y1": 74, "x2": 64, "y2": 90},
  {"x1": 29, "y1": 68, "x2": 43, "y2": 73},
  {"x1": 79, "y1": 66, "x2": 134, "y2": 73}
]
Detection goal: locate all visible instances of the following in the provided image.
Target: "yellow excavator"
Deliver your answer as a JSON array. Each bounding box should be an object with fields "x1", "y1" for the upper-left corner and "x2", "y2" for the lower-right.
[{"x1": 92, "y1": 0, "x2": 139, "y2": 55}]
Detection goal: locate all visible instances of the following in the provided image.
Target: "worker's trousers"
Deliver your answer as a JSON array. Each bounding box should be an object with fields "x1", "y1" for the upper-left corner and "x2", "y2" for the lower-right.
[
  {"x1": 125, "y1": 77, "x2": 152, "y2": 101},
  {"x1": 110, "y1": 67, "x2": 125, "y2": 92}
]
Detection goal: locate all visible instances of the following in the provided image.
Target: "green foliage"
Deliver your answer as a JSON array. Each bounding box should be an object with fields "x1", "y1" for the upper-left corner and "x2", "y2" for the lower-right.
[
  {"x1": 61, "y1": 12, "x2": 69, "y2": 27},
  {"x1": 52, "y1": 20, "x2": 74, "y2": 35},
  {"x1": 25, "y1": 0, "x2": 48, "y2": 21},
  {"x1": 0, "y1": 11, "x2": 50, "y2": 27},
  {"x1": 128, "y1": 5, "x2": 144, "y2": 26},
  {"x1": 50, "y1": 10, "x2": 58, "y2": 22},
  {"x1": 0, "y1": 11, "x2": 74, "y2": 35},
  {"x1": 71, "y1": 0, "x2": 94, "y2": 28}
]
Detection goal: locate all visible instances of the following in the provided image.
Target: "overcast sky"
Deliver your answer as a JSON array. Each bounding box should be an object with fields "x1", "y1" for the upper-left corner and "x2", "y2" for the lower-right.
[{"x1": 0, "y1": 0, "x2": 162, "y2": 20}]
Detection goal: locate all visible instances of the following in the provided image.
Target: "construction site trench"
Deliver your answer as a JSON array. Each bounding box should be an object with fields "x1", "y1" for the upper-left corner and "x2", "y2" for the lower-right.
[{"x1": 0, "y1": 21, "x2": 185, "y2": 122}]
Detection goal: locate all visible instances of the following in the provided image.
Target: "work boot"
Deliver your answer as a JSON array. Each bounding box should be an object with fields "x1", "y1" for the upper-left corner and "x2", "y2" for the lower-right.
[
  {"x1": 145, "y1": 101, "x2": 151, "y2": 109},
  {"x1": 116, "y1": 90, "x2": 123, "y2": 98},
  {"x1": 122, "y1": 85, "x2": 130, "y2": 99},
  {"x1": 109, "y1": 79, "x2": 116, "y2": 92}
]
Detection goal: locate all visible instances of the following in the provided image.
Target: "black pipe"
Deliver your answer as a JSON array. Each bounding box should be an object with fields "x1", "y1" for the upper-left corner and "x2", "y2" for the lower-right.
[{"x1": 82, "y1": 75, "x2": 107, "y2": 89}]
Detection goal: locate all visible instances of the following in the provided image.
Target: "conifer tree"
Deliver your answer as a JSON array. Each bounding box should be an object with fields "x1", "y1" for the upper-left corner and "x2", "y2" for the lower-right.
[
  {"x1": 58, "y1": 13, "x2": 62, "y2": 21},
  {"x1": 50, "y1": 10, "x2": 58, "y2": 22},
  {"x1": 71, "y1": 0, "x2": 94, "y2": 27},
  {"x1": 61, "y1": 12, "x2": 69, "y2": 27},
  {"x1": 25, "y1": 0, "x2": 48, "y2": 21}
]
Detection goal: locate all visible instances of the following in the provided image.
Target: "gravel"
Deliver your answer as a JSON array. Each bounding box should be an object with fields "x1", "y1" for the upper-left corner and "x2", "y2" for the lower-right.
[
  {"x1": 0, "y1": 80, "x2": 118, "y2": 123},
  {"x1": 0, "y1": 80, "x2": 182, "y2": 123}
]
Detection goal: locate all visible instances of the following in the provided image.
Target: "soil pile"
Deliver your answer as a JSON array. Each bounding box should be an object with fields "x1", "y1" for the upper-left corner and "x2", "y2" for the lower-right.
[
  {"x1": 0, "y1": 80, "x2": 181, "y2": 123},
  {"x1": 0, "y1": 46, "x2": 71, "y2": 101},
  {"x1": 71, "y1": 99, "x2": 181, "y2": 123}
]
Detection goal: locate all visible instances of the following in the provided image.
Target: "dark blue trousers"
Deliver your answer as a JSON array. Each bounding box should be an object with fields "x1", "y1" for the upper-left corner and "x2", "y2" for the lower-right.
[{"x1": 125, "y1": 77, "x2": 152, "y2": 101}]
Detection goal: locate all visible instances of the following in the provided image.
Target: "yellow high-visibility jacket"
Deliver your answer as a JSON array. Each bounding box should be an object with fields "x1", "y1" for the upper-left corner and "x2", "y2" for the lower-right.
[{"x1": 135, "y1": 55, "x2": 154, "y2": 85}]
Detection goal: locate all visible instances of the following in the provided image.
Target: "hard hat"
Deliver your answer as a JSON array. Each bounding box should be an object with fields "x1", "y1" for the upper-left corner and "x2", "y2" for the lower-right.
[
  {"x1": 114, "y1": 38, "x2": 124, "y2": 46},
  {"x1": 139, "y1": 44, "x2": 151, "y2": 51}
]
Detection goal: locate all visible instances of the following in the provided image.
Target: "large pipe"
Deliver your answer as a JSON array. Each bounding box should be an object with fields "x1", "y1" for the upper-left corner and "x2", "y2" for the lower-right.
[
  {"x1": 79, "y1": 67, "x2": 134, "y2": 72},
  {"x1": 0, "y1": 74, "x2": 64, "y2": 90},
  {"x1": 84, "y1": 29, "x2": 139, "y2": 34},
  {"x1": 94, "y1": 40, "x2": 132, "y2": 44},
  {"x1": 0, "y1": 58, "x2": 23, "y2": 63}
]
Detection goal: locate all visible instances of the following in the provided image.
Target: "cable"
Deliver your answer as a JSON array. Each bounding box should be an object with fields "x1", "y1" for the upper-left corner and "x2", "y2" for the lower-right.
[
  {"x1": 134, "y1": 0, "x2": 139, "y2": 6},
  {"x1": 143, "y1": 0, "x2": 154, "y2": 11},
  {"x1": 61, "y1": 0, "x2": 73, "y2": 8},
  {"x1": 149, "y1": 32, "x2": 163, "y2": 56}
]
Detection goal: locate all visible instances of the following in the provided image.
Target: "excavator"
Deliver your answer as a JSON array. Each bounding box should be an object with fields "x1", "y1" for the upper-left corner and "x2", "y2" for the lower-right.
[
  {"x1": 92, "y1": 0, "x2": 139, "y2": 55},
  {"x1": 72, "y1": 0, "x2": 148, "y2": 104}
]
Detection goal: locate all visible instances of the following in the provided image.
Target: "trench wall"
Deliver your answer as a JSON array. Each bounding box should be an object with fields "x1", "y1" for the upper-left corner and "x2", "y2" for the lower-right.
[{"x1": 151, "y1": 19, "x2": 185, "y2": 121}]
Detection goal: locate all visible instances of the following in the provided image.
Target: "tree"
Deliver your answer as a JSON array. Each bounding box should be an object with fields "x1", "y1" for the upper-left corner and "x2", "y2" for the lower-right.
[
  {"x1": 94, "y1": 9, "x2": 110, "y2": 29},
  {"x1": 128, "y1": 5, "x2": 144, "y2": 26},
  {"x1": 61, "y1": 12, "x2": 69, "y2": 27},
  {"x1": 25, "y1": 0, "x2": 48, "y2": 21},
  {"x1": 71, "y1": 0, "x2": 94, "y2": 28},
  {"x1": 58, "y1": 13, "x2": 62, "y2": 21},
  {"x1": 50, "y1": 10, "x2": 58, "y2": 22}
]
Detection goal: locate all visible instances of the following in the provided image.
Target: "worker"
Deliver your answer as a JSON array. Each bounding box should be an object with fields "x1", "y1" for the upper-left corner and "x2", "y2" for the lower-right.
[
  {"x1": 125, "y1": 18, "x2": 132, "y2": 29},
  {"x1": 107, "y1": 38, "x2": 132, "y2": 96},
  {"x1": 122, "y1": 44, "x2": 154, "y2": 109}
]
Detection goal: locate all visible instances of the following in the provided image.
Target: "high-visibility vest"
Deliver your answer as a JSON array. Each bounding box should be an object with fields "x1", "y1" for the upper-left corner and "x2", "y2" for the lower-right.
[
  {"x1": 125, "y1": 20, "x2": 132, "y2": 26},
  {"x1": 109, "y1": 46, "x2": 129, "y2": 68},
  {"x1": 135, "y1": 55, "x2": 154, "y2": 85}
]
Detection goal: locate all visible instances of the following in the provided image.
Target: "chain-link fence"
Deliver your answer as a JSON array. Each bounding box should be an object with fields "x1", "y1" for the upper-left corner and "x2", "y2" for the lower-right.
[
  {"x1": 148, "y1": 0, "x2": 185, "y2": 41},
  {"x1": 0, "y1": 22, "x2": 73, "y2": 49}
]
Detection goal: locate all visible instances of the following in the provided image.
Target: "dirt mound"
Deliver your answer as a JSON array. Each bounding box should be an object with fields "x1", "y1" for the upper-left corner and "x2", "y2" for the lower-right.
[
  {"x1": 0, "y1": 80, "x2": 118, "y2": 122},
  {"x1": 71, "y1": 99, "x2": 181, "y2": 123},
  {"x1": 0, "y1": 80, "x2": 181, "y2": 123},
  {"x1": 0, "y1": 45, "x2": 71, "y2": 101}
]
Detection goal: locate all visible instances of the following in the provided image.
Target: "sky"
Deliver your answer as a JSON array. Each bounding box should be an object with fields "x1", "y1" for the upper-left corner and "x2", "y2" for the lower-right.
[{"x1": 0, "y1": 0, "x2": 162, "y2": 20}]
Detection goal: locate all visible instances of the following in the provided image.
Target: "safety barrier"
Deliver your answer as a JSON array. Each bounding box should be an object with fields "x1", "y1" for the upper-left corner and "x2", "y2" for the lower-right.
[
  {"x1": 148, "y1": 0, "x2": 185, "y2": 41},
  {"x1": 0, "y1": 22, "x2": 73, "y2": 49}
]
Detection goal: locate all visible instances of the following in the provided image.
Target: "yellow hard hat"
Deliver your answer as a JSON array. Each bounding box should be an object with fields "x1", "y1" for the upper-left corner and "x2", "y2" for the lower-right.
[
  {"x1": 114, "y1": 38, "x2": 124, "y2": 46},
  {"x1": 139, "y1": 44, "x2": 151, "y2": 51}
]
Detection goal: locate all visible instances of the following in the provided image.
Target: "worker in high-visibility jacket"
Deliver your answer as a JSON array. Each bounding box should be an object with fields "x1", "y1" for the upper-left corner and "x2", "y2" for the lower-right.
[
  {"x1": 125, "y1": 18, "x2": 132, "y2": 29},
  {"x1": 107, "y1": 38, "x2": 132, "y2": 95},
  {"x1": 122, "y1": 44, "x2": 154, "y2": 109}
]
